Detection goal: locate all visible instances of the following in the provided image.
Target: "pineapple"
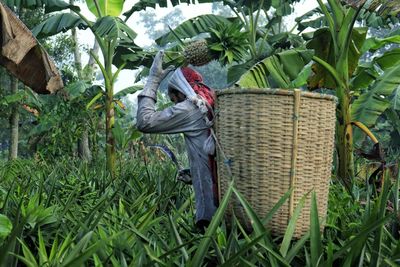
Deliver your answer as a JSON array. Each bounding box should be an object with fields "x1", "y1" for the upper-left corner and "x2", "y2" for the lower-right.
[{"x1": 183, "y1": 39, "x2": 212, "y2": 66}]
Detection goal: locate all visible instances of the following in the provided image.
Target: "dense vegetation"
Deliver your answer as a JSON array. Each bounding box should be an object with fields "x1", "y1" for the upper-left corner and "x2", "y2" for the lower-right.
[{"x1": 1, "y1": 0, "x2": 400, "y2": 266}]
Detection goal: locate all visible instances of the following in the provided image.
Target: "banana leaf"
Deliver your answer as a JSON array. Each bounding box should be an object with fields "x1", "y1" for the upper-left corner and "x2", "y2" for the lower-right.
[
  {"x1": 306, "y1": 27, "x2": 367, "y2": 90},
  {"x1": 155, "y1": 14, "x2": 234, "y2": 46},
  {"x1": 295, "y1": 6, "x2": 327, "y2": 32},
  {"x1": 345, "y1": 0, "x2": 400, "y2": 17},
  {"x1": 123, "y1": 0, "x2": 217, "y2": 21},
  {"x1": 237, "y1": 49, "x2": 313, "y2": 89},
  {"x1": 92, "y1": 16, "x2": 136, "y2": 42},
  {"x1": 3, "y1": 0, "x2": 79, "y2": 12},
  {"x1": 85, "y1": 0, "x2": 123, "y2": 17},
  {"x1": 32, "y1": 13, "x2": 87, "y2": 39},
  {"x1": 351, "y1": 62, "x2": 400, "y2": 127},
  {"x1": 351, "y1": 48, "x2": 400, "y2": 91}
]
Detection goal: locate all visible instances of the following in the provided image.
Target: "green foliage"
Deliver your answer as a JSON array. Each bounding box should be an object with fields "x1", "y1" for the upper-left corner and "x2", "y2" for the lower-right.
[
  {"x1": 157, "y1": 14, "x2": 234, "y2": 46},
  {"x1": 208, "y1": 21, "x2": 250, "y2": 65},
  {"x1": 85, "y1": 0, "x2": 124, "y2": 17},
  {"x1": 4, "y1": 0, "x2": 79, "y2": 13},
  {"x1": 237, "y1": 49, "x2": 314, "y2": 88},
  {"x1": 32, "y1": 13, "x2": 87, "y2": 39},
  {"x1": 0, "y1": 156, "x2": 398, "y2": 266},
  {"x1": 306, "y1": 27, "x2": 368, "y2": 89}
]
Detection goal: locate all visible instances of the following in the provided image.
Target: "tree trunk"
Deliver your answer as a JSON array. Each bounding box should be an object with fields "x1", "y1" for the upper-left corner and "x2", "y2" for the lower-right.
[
  {"x1": 78, "y1": 129, "x2": 92, "y2": 161},
  {"x1": 106, "y1": 85, "x2": 115, "y2": 177},
  {"x1": 70, "y1": 0, "x2": 93, "y2": 162},
  {"x1": 84, "y1": 40, "x2": 100, "y2": 81},
  {"x1": 336, "y1": 91, "x2": 354, "y2": 191},
  {"x1": 8, "y1": 76, "x2": 19, "y2": 160}
]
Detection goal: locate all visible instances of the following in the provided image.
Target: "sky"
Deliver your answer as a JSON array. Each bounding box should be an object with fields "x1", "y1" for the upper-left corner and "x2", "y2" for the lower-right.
[{"x1": 77, "y1": 0, "x2": 319, "y2": 93}]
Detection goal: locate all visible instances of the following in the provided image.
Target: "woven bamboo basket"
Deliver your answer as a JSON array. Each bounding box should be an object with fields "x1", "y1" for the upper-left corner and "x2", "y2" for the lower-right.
[{"x1": 215, "y1": 88, "x2": 337, "y2": 237}]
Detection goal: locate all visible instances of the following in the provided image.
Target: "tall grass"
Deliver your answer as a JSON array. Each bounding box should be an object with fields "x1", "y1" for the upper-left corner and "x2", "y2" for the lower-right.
[{"x1": 0, "y1": 157, "x2": 399, "y2": 266}]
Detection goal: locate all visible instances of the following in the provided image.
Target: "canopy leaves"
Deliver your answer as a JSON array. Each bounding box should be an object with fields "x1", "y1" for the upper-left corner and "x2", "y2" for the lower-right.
[
  {"x1": 32, "y1": 13, "x2": 87, "y2": 38},
  {"x1": 237, "y1": 49, "x2": 314, "y2": 88},
  {"x1": 85, "y1": 0, "x2": 124, "y2": 17}
]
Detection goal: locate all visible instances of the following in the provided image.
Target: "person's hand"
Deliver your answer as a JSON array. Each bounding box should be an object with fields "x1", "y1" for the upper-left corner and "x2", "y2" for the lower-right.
[
  {"x1": 149, "y1": 50, "x2": 175, "y2": 82},
  {"x1": 138, "y1": 50, "x2": 175, "y2": 100},
  {"x1": 177, "y1": 168, "x2": 192, "y2": 185}
]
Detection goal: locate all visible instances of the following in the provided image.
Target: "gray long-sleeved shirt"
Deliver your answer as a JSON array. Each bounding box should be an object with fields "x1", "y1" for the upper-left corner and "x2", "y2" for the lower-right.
[{"x1": 136, "y1": 95, "x2": 217, "y2": 222}]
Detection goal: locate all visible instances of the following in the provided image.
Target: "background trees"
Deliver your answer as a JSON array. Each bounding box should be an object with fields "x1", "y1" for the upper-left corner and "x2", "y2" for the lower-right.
[{"x1": 1, "y1": 0, "x2": 400, "y2": 265}]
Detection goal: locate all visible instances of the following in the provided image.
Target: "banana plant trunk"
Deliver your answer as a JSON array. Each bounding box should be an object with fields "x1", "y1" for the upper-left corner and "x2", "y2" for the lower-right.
[
  {"x1": 8, "y1": 77, "x2": 19, "y2": 160},
  {"x1": 105, "y1": 81, "x2": 115, "y2": 177},
  {"x1": 336, "y1": 92, "x2": 354, "y2": 191}
]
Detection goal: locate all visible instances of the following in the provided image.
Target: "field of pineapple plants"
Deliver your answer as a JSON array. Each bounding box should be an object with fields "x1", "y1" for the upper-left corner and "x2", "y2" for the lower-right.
[{"x1": 1, "y1": 0, "x2": 400, "y2": 266}]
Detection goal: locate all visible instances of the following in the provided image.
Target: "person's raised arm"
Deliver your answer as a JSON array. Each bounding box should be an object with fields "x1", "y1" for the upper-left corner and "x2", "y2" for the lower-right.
[{"x1": 136, "y1": 51, "x2": 206, "y2": 134}]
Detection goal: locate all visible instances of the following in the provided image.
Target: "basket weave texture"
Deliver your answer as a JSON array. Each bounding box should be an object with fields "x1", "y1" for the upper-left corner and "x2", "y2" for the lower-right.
[{"x1": 215, "y1": 88, "x2": 337, "y2": 237}]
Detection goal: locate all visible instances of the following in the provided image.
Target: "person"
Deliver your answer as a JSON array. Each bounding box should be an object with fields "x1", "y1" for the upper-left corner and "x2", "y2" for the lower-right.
[{"x1": 136, "y1": 51, "x2": 218, "y2": 231}]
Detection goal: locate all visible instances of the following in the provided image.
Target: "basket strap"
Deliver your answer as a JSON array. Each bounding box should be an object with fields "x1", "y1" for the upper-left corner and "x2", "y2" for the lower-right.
[{"x1": 289, "y1": 89, "x2": 301, "y2": 220}]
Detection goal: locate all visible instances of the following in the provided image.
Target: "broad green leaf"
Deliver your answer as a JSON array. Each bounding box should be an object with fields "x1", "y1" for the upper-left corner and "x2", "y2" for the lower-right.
[
  {"x1": 351, "y1": 48, "x2": 400, "y2": 91},
  {"x1": 113, "y1": 45, "x2": 152, "y2": 70},
  {"x1": 112, "y1": 120, "x2": 125, "y2": 147},
  {"x1": 2, "y1": 91, "x2": 25, "y2": 105},
  {"x1": 4, "y1": 0, "x2": 80, "y2": 12},
  {"x1": 24, "y1": 87, "x2": 42, "y2": 109},
  {"x1": 123, "y1": 0, "x2": 217, "y2": 21},
  {"x1": 295, "y1": 6, "x2": 326, "y2": 32},
  {"x1": 64, "y1": 81, "x2": 91, "y2": 100},
  {"x1": 92, "y1": 16, "x2": 136, "y2": 42},
  {"x1": 113, "y1": 85, "x2": 142, "y2": 99},
  {"x1": 227, "y1": 59, "x2": 257, "y2": 84},
  {"x1": 85, "y1": 0, "x2": 124, "y2": 17},
  {"x1": 350, "y1": 63, "x2": 379, "y2": 91},
  {"x1": 86, "y1": 91, "x2": 104, "y2": 109},
  {"x1": 237, "y1": 49, "x2": 313, "y2": 88},
  {"x1": 155, "y1": 14, "x2": 234, "y2": 46},
  {"x1": 32, "y1": 13, "x2": 87, "y2": 39},
  {"x1": 306, "y1": 27, "x2": 367, "y2": 89},
  {"x1": 347, "y1": 0, "x2": 400, "y2": 18},
  {"x1": 361, "y1": 35, "x2": 400, "y2": 54},
  {"x1": 0, "y1": 214, "x2": 12, "y2": 239},
  {"x1": 351, "y1": 63, "x2": 400, "y2": 127}
]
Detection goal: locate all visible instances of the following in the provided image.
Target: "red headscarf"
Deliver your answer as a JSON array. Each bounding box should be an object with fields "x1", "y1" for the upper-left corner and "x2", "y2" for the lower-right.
[{"x1": 181, "y1": 67, "x2": 216, "y2": 108}]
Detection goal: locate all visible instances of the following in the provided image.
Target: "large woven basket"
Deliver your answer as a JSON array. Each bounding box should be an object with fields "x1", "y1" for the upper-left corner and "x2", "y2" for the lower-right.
[{"x1": 215, "y1": 88, "x2": 337, "y2": 237}]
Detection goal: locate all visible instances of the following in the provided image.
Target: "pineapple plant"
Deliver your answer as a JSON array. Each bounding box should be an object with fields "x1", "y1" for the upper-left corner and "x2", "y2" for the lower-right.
[{"x1": 164, "y1": 21, "x2": 250, "y2": 67}]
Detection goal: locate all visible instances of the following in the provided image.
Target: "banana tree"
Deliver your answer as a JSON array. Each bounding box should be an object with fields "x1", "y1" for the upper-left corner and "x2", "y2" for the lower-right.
[
  {"x1": 17, "y1": 0, "x2": 219, "y2": 175},
  {"x1": 155, "y1": 0, "x2": 304, "y2": 83},
  {"x1": 303, "y1": 0, "x2": 400, "y2": 190},
  {"x1": 241, "y1": 0, "x2": 400, "y2": 190}
]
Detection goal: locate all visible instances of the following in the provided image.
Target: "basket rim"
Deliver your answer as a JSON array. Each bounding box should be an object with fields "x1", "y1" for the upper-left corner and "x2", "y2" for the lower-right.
[{"x1": 216, "y1": 87, "x2": 338, "y2": 102}]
